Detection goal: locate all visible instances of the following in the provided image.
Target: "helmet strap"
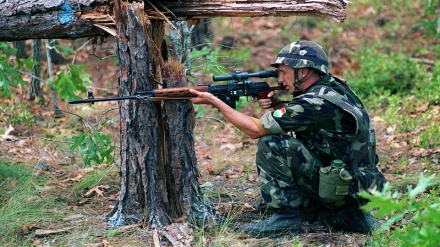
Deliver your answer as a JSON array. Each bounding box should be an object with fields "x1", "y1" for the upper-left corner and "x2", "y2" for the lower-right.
[
  {"x1": 293, "y1": 69, "x2": 301, "y2": 93},
  {"x1": 293, "y1": 68, "x2": 314, "y2": 95}
]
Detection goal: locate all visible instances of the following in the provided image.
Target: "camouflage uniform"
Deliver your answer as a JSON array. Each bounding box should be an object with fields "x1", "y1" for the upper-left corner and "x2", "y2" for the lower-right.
[
  {"x1": 241, "y1": 41, "x2": 386, "y2": 237},
  {"x1": 258, "y1": 41, "x2": 386, "y2": 213}
]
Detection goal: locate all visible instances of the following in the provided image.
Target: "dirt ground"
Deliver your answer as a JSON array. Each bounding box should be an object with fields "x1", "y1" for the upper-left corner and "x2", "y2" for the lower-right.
[{"x1": 1, "y1": 10, "x2": 439, "y2": 246}]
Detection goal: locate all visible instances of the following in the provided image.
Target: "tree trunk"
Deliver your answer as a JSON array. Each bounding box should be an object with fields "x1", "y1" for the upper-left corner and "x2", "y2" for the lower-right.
[
  {"x1": 106, "y1": 1, "x2": 171, "y2": 228},
  {"x1": 47, "y1": 39, "x2": 67, "y2": 65},
  {"x1": 0, "y1": 0, "x2": 110, "y2": 41},
  {"x1": 191, "y1": 19, "x2": 212, "y2": 50},
  {"x1": 12, "y1": 41, "x2": 28, "y2": 59},
  {"x1": 28, "y1": 39, "x2": 44, "y2": 103},
  {"x1": 45, "y1": 40, "x2": 64, "y2": 117},
  {"x1": 0, "y1": 0, "x2": 347, "y2": 41},
  {"x1": 162, "y1": 58, "x2": 213, "y2": 224},
  {"x1": 107, "y1": 0, "x2": 212, "y2": 232}
]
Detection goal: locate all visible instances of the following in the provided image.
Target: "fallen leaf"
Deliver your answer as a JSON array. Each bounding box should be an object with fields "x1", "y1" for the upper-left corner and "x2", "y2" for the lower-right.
[
  {"x1": 386, "y1": 124, "x2": 397, "y2": 134},
  {"x1": 219, "y1": 143, "x2": 243, "y2": 152},
  {"x1": 371, "y1": 116, "x2": 385, "y2": 122},
  {"x1": 410, "y1": 148, "x2": 428, "y2": 157},
  {"x1": 85, "y1": 185, "x2": 110, "y2": 197},
  {"x1": 0, "y1": 125, "x2": 16, "y2": 141},
  {"x1": 247, "y1": 173, "x2": 257, "y2": 182},
  {"x1": 62, "y1": 169, "x2": 86, "y2": 182},
  {"x1": 31, "y1": 239, "x2": 42, "y2": 246},
  {"x1": 415, "y1": 102, "x2": 429, "y2": 112}
]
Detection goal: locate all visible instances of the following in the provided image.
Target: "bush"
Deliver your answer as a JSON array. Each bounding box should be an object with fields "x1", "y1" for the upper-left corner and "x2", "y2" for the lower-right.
[
  {"x1": 0, "y1": 101, "x2": 35, "y2": 127},
  {"x1": 361, "y1": 175, "x2": 440, "y2": 247},
  {"x1": 0, "y1": 42, "x2": 35, "y2": 98},
  {"x1": 345, "y1": 47, "x2": 425, "y2": 98}
]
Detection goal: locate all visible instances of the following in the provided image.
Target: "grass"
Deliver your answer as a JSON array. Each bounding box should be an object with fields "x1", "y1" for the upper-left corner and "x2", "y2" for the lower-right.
[
  {"x1": 71, "y1": 166, "x2": 117, "y2": 195},
  {"x1": 0, "y1": 161, "x2": 123, "y2": 246},
  {"x1": 0, "y1": 163, "x2": 65, "y2": 246}
]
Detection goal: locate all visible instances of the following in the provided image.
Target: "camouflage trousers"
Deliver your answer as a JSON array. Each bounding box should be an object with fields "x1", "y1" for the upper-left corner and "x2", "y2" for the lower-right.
[
  {"x1": 256, "y1": 134, "x2": 323, "y2": 212},
  {"x1": 256, "y1": 134, "x2": 379, "y2": 213}
]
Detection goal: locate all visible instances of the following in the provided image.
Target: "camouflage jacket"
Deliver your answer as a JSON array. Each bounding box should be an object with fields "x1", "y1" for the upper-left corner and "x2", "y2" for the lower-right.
[{"x1": 261, "y1": 74, "x2": 378, "y2": 168}]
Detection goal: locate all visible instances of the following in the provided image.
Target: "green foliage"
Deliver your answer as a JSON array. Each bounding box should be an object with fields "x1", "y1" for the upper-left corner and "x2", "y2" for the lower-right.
[
  {"x1": 190, "y1": 45, "x2": 229, "y2": 76},
  {"x1": 359, "y1": 57, "x2": 439, "y2": 152},
  {"x1": 0, "y1": 42, "x2": 36, "y2": 98},
  {"x1": 52, "y1": 64, "x2": 92, "y2": 101},
  {"x1": 419, "y1": 122, "x2": 440, "y2": 149},
  {"x1": 422, "y1": 0, "x2": 440, "y2": 38},
  {"x1": 68, "y1": 130, "x2": 115, "y2": 166},
  {"x1": 361, "y1": 175, "x2": 440, "y2": 247},
  {"x1": 0, "y1": 162, "x2": 31, "y2": 181},
  {"x1": 0, "y1": 163, "x2": 63, "y2": 245},
  {"x1": 0, "y1": 101, "x2": 35, "y2": 126},
  {"x1": 189, "y1": 43, "x2": 250, "y2": 80},
  {"x1": 56, "y1": 43, "x2": 75, "y2": 58},
  {"x1": 194, "y1": 104, "x2": 207, "y2": 118},
  {"x1": 345, "y1": 47, "x2": 424, "y2": 98},
  {"x1": 71, "y1": 169, "x2": 109, "y2": 195},
  {"x1": 235, "y1": 96, "x2": 252, "y2": 110}
]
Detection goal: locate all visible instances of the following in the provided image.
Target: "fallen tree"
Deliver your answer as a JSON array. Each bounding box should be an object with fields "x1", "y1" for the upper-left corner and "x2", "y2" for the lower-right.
[{"x1": 0, "y1": 0, "x2": 347, "y2": 41}]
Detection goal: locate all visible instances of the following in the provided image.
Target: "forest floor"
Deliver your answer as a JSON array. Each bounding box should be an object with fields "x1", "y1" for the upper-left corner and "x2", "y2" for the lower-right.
[{"x1": 1, "y1": 3, "x2": 439, "y2": 246}]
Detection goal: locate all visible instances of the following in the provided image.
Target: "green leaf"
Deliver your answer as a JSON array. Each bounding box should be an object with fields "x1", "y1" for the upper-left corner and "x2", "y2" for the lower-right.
[
  {"x1": 67, "y1": 130, "x2": 115, "y2": 166},
  {"x1": 53, "y1": 64, "x2": 92, "y2": 101},
  {"x1": 408, "y1": 175, "x2": 435, "y2": 199},
  {"x1": 22, "y1": 56, "x2": 38, "y2": 69},
  {"x1": 56, "y1": 44, "x2": 75, "y2": 57}
]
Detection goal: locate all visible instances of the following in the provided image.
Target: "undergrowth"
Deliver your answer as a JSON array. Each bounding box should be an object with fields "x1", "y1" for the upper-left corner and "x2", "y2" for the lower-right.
[{"x1": 0, "y1": 162, "x2": 65, "y2": 246}]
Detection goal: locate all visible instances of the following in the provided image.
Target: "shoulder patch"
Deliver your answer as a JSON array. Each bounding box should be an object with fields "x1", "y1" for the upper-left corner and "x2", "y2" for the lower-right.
[{"x1": 273, "y1": 108, "x2": 286, "y2": 118}]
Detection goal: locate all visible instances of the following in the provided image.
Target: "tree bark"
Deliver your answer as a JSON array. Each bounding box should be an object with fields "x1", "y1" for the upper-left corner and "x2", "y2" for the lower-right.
[
  {"x1": 28, "y1": 39, "x2": 44, "y2": 103},
  {"x1": 149, "y1": 0, "x2": 348, "y2": 22},
  {"x1": 107, "y1": 2, "x2": 212, "y2": 233},
  {"x1": 106, "y1": 1, "x2": 171, "y2": 228},
  {"x1": 191, "y1": 19, "x2": 212, "y2": 50},
  {"x1": 162, "y1": 58, "x2": 213, "y2": 224},
  {"x1": 0, "y1": 0, "x2": 111, "y2": 41},
  {"x1": 12, "y1": 40, "x2": 28, "y2": 59},
  {"x1": 0, "y1": 0, "x2": 347, "y2": 41}
]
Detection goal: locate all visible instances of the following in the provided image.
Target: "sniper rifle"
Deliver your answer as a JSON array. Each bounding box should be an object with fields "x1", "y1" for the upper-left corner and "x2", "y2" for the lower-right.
[{"x1": 68, "y1": 70, "x2": 288, "y2": 109}]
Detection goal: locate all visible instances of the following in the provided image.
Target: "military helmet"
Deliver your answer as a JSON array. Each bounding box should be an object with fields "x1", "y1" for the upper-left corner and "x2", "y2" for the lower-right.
[{"x1": 270, "y1": 40, "x2": 329, "y2": 75}]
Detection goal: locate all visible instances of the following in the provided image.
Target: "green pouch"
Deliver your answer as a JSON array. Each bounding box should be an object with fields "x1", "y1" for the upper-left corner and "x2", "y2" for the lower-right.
[{"x1": 318, "y1": 160, "x2": 353, "y2": 203}]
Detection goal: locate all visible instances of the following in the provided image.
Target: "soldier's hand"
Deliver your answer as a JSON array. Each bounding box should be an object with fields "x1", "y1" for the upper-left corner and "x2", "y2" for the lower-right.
[
  {"x1": 258, "y1": 91, "x2": 276, "y2": 109},
  {"x1": 189, "y1": 89, "x2": 216, "y2": 105}
]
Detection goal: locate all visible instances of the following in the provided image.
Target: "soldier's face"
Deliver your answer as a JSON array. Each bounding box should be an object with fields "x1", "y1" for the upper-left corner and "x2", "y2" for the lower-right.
[{"x1": 278, "y1": 65, "x2": 295, "y2": 94}]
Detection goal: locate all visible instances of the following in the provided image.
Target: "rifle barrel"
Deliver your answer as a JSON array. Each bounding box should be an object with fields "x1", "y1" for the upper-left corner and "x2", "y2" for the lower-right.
[{"x1": 68, "y1": 95, "x2": 144, "y2": 104}]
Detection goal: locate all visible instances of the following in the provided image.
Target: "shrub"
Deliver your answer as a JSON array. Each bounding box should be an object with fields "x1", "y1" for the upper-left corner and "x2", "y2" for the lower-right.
[
  {"x1": 345, "y1": 47, "x2": 425, "y2": 98},
  {"x1": 361, "y1": 175, "x2": 440, "y2": 247}
]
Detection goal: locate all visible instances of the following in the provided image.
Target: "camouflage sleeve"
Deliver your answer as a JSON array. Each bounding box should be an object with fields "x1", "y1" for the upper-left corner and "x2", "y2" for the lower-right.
[
  {"x1": 261, "y1": 111, "x2": 287, "y2": 134},
  {"x1": 260, "y1": 96, "x2": 323, "y2": 133}
]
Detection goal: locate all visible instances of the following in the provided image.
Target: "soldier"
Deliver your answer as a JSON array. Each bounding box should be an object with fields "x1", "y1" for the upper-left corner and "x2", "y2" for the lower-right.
[{"x1": 190, "y1": 40, "x2": 386, "y2": 238}]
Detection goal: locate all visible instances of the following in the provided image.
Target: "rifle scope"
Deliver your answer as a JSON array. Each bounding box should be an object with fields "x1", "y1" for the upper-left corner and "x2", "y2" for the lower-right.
[{"x1": 213, "y1": 70, "x2": 278, "y2": 82}]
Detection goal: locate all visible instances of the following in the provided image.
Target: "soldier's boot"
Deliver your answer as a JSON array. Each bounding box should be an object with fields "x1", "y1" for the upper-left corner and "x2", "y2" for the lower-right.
[
  {"x1": 242, "y1": 211, "x2": 303, "y2": 238},
  {"x1": 318, "y1": 205, "x2": 376, "y2": 233}
]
